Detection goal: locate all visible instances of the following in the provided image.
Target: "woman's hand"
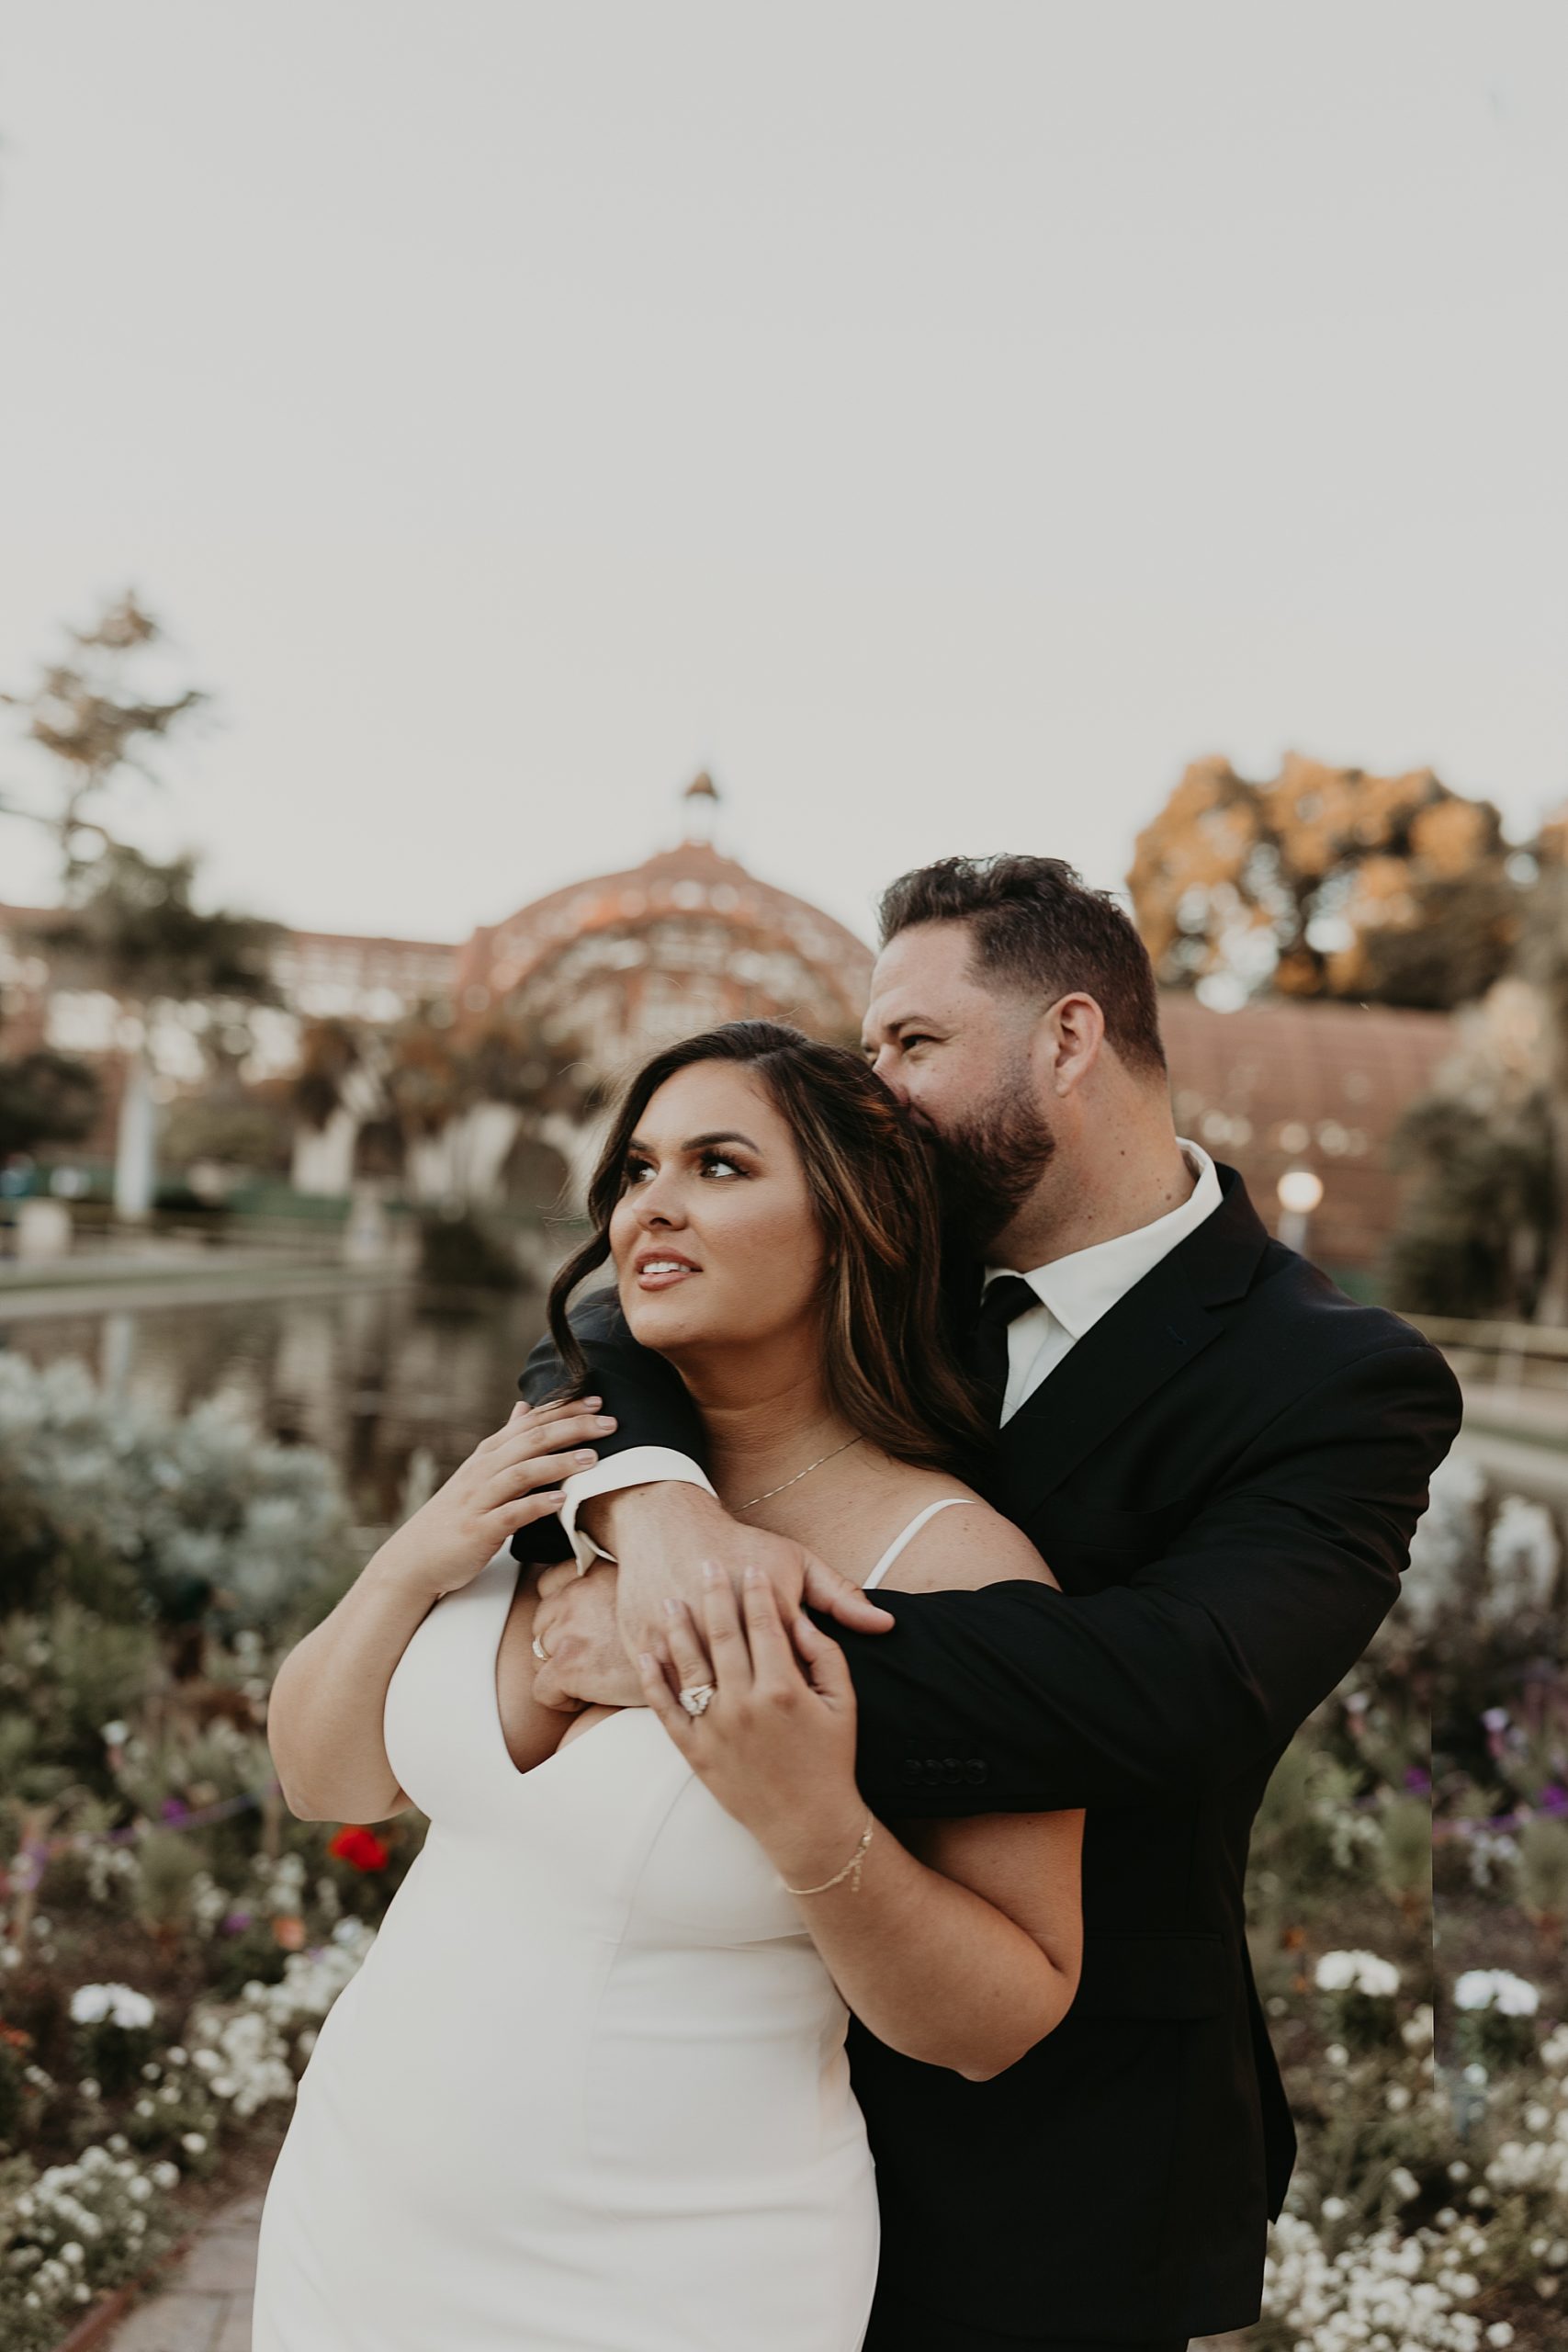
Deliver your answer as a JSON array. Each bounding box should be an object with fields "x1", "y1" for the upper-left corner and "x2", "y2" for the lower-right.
[
  {"x1": 372, "y1": 1396, "x2": 616, "y2": 1602},
  {"x1": 637, "y1": 1564, "x2": 866, "y2": 1886}
]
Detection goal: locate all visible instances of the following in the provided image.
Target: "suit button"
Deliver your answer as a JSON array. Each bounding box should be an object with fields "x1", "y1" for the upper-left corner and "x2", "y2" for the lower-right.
[
  {"x1": 942, "y1": 1758, "x2": 964, "y2": 1785},
  {"x1": 900, "y1": 1758, "x2": 923, "y2": 1788},
  {"x1": 923, "y1": 1758, "x2": 944, "y2": 1787},
  {"x1": 965, "y1": 1759, "x2": 988, "y2": 1785}
]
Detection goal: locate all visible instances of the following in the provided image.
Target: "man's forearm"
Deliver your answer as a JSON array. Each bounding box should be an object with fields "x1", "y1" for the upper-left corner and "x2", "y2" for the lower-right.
[{"x1": 570, "y1": 1457, "x2": 719, "y2": 1566}]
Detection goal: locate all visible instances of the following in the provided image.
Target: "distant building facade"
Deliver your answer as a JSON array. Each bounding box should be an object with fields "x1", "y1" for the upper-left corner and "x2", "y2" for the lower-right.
[
  {"x1": 1, "y1": 783, "x2": 1459, "y2": 1283},
  {"x1": 452, "y1": 776, "x2": 871, "y2": 1086},
  {"x1": 1160, "y1": 991, "x2": 1456, "y2": 1280}
]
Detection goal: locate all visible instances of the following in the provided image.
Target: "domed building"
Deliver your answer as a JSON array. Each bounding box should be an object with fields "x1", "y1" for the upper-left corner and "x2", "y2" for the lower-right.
[
  {"x1": 285, "y1": 777, "x2": 874, "y2": 1210},
  {"x1": 451, "y1": 775, "x2": 871, "y2": 1083}
]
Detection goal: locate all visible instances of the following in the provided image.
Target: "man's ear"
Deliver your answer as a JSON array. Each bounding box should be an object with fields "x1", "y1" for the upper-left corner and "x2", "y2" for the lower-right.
[{"x1": 1043, "y1": 992, "x2": 1105, "y2": 1095}]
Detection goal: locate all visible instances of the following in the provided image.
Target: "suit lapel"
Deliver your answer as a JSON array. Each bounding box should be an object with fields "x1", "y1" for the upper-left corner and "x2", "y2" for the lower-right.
[{"x1": 997, "y1": 1166, "x2": 1270, "y2": 1521}]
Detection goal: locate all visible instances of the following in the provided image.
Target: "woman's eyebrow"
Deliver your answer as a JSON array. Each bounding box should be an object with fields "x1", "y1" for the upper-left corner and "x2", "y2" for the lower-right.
[
  {"x1": 683, "y1": 1129, "x2": 761, "y2": 1153},
  {"x1": 625, "y1": 1129, "x2": 761, "y2": 1156}
]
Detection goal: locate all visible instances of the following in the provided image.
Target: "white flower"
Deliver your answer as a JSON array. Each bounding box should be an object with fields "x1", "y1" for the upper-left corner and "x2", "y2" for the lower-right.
[
  {"x1": 1541, "y1": 2024, "x2": 1568, "y2": 2073},
  {"x1": 1389, "y1": 2167, "x2": 1420, "y2": 2201},
  {"x1": 1485, "y1": 2326, "x2": 1516, "y2": 2346},
  {"x1": 1315, "y1": 1949, "x2": 1402, "y2": 1997},
  {"x1": 1454, "y1": 1968, "x2": 1539, "y2": 2016},
  {"x1": 69, "y1": 1981, "x2": 155, "y2": 2030},
  {"x1": 180, "y1": 2132, "x2": 207, "y2": 2154},
  {"x1": 1322, "y1": 2195, "x2": 1348, "y2": 2220},
  {"x1": 1386, "y1": 2086, "x2": 1411, "y2": 2113},
  {"x1": 98, "y1": 1720, "x2": 129, "y2": 1745}
]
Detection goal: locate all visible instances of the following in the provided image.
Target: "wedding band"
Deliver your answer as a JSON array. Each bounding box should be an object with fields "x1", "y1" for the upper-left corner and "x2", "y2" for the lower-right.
[
  {"x1": 532, "y1": 1634, "x2": 550, "y2": 1661},
  {"x1": 679, "y1": 1683, "x2": 716, "y2": 1718}
]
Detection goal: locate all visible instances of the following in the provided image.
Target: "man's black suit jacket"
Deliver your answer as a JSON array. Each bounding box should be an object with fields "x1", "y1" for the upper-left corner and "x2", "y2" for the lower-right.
[{"x1": 513, "y1": 1166, "x2": 1462, "y2": 2343}]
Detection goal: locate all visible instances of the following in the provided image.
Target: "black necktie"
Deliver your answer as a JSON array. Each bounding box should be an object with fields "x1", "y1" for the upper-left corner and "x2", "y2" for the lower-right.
[{"x1": 970, "y1": 1274, "x2": 1037, "y2": 1417}]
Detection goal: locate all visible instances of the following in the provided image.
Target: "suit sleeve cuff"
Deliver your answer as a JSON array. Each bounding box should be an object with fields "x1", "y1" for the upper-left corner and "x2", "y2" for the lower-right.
[{"x1": 559, "y1": 1448, "x2": 717, "y2": 1573}]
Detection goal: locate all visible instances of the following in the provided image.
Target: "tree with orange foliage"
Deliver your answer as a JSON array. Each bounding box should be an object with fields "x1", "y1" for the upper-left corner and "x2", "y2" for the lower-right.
[{"x1": 1127, "y1": 752, "x2": 1520, "y2": 1011}]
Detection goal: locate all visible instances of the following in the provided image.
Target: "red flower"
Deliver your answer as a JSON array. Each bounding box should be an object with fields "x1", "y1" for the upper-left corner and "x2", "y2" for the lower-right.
[{"x1": 327, "y1": 1825, "x2": 389, "y2": 1872}]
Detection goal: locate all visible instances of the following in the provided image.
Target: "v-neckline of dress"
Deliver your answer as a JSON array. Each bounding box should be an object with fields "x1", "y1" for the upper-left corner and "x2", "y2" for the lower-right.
[{"x1": 488, "y1": 1557, "x2": 647, "y2": 1788}]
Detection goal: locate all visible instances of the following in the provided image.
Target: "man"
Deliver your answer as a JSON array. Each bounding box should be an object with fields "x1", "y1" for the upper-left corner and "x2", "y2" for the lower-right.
[{"x1": 513, "y1": 854, "x2": 1461, "y2": 2351}]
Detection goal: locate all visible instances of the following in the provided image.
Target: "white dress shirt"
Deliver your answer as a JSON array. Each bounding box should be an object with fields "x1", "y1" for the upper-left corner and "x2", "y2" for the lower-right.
[
  {"x1": 985, "y1": 1139, "x2": 1223, "y2": 1422},
  {"x1": 557, "y1": 1140, "x2": 1224, "y2": 1568}
]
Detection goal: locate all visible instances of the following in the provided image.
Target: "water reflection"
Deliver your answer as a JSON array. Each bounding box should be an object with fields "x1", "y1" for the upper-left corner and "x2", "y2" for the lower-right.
[{"x1": 1, "y1": 1283, "x2": 549, "y2": 1525}]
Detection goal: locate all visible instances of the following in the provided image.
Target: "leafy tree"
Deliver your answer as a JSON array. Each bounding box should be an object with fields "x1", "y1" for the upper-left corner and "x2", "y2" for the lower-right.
[
  {"x1": 0, "y1": 591, "x2": 205, "y2": 874},
  {"x1": 1, "y1": 594, "x2": 280, "y2": 1216},
  {"x1": 0, "y1": 1037, "x2": 102, "y2": 1160},
  {"x1": 1381, "y1": 842, "x2": 1568, "y2": 1321},
  {"x1": 1514, "y1": 854, "x2": 1568, "y2": 1320},
  {"x1": 1386, "y1": 1084, "x2": 1555, "y2": 1320},
  {"x1": 288, "y1": 1003, "x2": 604, "y2": 1205},
  {"x1": 1128, "y1": 752, "x2": 1519, "y2": 1010}
]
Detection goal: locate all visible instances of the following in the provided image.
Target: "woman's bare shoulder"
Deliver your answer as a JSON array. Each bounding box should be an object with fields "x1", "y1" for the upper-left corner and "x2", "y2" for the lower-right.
[{"x1": 881, "y1": 1487, "x2": 1056, "y2": 1594}]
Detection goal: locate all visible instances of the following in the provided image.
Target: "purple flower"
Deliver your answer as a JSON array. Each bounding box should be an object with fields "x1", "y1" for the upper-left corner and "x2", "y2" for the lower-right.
[
  {"x1": 220, "y1": 1909, "x2": 253, "y2": 1934},
  {"x1": 1404, "y1": 1767, "x2": 1432, "y2": 1793},
  {"x1": 1539, "y1": 1784, "x2": 1568, "y2": 1815},
  {"x1": 160, "y1": 1798, "x2": 189, "y2": 1824}
]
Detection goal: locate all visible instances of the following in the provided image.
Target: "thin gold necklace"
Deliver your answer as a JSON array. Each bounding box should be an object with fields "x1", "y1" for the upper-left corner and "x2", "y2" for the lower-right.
[{"x1": 732, "y1": 1433, "x2": 863, "y2": 1512}]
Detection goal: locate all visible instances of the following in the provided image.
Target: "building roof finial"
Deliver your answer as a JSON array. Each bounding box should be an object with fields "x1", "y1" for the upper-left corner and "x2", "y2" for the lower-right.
[{"x1": 681, "y1": 770, "x2": 719, "y2": 843}]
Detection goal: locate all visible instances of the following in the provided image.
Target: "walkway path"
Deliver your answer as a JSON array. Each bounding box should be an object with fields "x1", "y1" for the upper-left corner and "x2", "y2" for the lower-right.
[{"x1": 97, "y1": 2188, "x2": 259, "y2": 2351}]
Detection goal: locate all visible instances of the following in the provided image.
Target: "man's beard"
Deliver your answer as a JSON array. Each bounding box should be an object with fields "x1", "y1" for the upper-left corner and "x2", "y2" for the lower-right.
[{"x1": 911, "y1": 1081, "x2": 1055, "y2": 1257}]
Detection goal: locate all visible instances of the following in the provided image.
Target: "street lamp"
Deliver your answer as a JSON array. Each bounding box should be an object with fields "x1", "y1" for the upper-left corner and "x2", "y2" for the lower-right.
[{"x1": 1277, "y1": 1166, "x2": 1324, "y2": 1256}]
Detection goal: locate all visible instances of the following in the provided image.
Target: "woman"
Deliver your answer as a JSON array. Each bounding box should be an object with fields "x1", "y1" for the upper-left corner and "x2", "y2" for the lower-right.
[{"x1": 253, "y1": 1021, "x2": 1083, "y2": 2352}]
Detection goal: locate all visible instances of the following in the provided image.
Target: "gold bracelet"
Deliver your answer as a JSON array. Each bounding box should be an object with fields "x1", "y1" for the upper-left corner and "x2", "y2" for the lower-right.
[{"x1": 782, "y1": 1815, "x2": 875, "y2": 1897}]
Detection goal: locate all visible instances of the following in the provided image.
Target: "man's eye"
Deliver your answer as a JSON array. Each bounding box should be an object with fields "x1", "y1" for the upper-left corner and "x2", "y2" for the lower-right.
[{"x1": 899, "y1": 1035, "x2": 934, "y2": 1051}]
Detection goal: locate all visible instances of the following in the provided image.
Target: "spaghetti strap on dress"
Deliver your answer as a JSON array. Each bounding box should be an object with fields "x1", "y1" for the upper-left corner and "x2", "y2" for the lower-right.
[{"x1": 862, "y1": 1495, "x2": 976, "y2": 1591}]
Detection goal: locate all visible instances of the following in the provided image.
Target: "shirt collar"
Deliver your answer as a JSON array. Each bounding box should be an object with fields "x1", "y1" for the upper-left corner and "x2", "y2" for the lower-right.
[{"x1": 983, "y1": 1140, "x2": 1224, "y2": 1341}]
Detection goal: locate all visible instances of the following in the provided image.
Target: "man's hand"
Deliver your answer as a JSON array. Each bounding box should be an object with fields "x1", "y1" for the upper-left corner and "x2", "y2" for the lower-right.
[
  {"x1": 529, "y1": 1557, "x2": 643, "y2": 1713},
  {"x1": 587, "y1": 1483, "x2": 896, "y2": 1668}
]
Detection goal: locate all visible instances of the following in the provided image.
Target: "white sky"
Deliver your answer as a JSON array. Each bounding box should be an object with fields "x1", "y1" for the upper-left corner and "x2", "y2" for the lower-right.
[{"x1": 1, "y1": 0, "x2": 1564, "y2": 952}]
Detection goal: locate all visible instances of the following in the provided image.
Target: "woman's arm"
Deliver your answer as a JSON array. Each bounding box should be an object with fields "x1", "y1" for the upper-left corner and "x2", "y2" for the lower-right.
[
  {"x1": 268, "y1": 1396, "x2": 605, "y2": 1820},
  {"x1": 642, "y1": 1568, "x2": 1083, "y2": 2081},
  {"x1": 776, "y1": 1792, "x2": 1082, "y2": 2079}
]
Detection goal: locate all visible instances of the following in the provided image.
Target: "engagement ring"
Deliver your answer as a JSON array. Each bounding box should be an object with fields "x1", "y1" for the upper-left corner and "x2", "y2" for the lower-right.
[
  {"x1": 532, "y1": 1634, "x2": 550, "y2": 1661},
  {"x1": 679, "y1": 1683, "x2": 716, "y2": 1717}
]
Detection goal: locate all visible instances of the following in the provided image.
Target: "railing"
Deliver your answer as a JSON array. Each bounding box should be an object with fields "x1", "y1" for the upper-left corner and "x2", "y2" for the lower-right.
[
  {"x1": 1391, "y1": 1316, "x2": 1568, "y2": 1475},
  {"x1": 1406, "y1": 1313, "x2": 1568, "y2": 1361}
]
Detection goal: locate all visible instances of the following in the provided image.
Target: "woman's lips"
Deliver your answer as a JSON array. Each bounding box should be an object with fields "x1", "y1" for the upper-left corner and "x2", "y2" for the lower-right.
[{"x1": 635, "y1": 1262, "x2": 700, "y2": 1291}]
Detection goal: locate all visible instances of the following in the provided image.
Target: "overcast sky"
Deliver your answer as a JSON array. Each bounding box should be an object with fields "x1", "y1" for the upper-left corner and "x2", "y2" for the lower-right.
[{"x1": 1, "y1": 1, "x2": 1563, "y2": 951}]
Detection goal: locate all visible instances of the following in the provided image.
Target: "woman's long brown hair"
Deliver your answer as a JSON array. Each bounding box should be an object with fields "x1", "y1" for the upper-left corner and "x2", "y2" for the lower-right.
[{"x1": 546, "y1": 1020, "x2": 991, "y2": 1472}]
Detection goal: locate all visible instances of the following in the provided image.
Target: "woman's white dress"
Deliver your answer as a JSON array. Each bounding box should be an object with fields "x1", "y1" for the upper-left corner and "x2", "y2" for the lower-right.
[{"x1": 251, "y1": 1498, "x2": 966, "y2": 2351}]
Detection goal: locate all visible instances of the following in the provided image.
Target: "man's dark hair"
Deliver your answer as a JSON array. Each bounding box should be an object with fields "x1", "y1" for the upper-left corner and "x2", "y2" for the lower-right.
[{"x1": 877, "y1": 854, "x2": 1167, "y2": 1077}]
